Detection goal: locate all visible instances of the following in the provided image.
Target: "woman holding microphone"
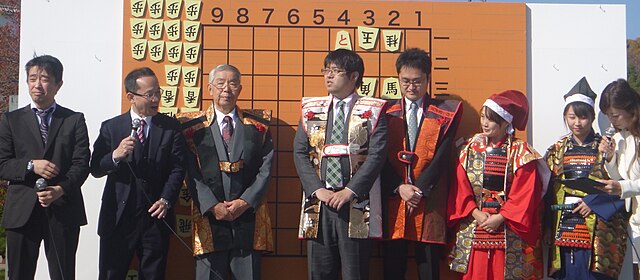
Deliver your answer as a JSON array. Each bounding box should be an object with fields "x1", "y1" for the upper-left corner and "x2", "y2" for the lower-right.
[{"x1": 596, "y1": 78, "x2": 640, "y2": 280}]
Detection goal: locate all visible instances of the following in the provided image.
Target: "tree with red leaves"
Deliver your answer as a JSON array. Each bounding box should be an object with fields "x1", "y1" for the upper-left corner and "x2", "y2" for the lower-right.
[{"x1": 0, "y1": 0, "x2": 20, "y2": 114}]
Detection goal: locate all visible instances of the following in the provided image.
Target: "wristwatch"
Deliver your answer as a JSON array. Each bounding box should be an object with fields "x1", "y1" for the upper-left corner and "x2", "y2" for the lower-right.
[
  {"x1": 159, "y1": 198, "x2": 171, "y2": 209},
  {"x1": 26, "y1": 160, "x2": 34, "y2": 173}
]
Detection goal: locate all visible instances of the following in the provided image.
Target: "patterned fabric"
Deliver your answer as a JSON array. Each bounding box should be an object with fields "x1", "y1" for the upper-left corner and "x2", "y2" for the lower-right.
[
  {"x1": 326, "y1": 100, "x2": 345, "y2": 189},
  {"x1": 137, "y1": 118, "x2": 146, "y2": 144},
  {"x1": 449, "y1": 134, "x2": 543, "y2": 279},
  {"x1": 562, "y1": 145, "x2": 597, "y2": 179},
  {"x1": 483, "y1": 146, "x2": 508, "y2": 191},
  {"x1": 221, "y1": 115, "x2": 233, "y2": 150},
  {"x1": 546, "y1": 134, "x2": 627, "y2": 279},
  {"x1": 555, "y1": 211, "x2": 591, "y2": 248},
  {"x1": 34, "y1": 107, "x2": 53, "y2": 145},
  {"x1": 407, "y1": 101, "x2": 418, "y2": 151},
  {"x1": 177, "y1": 106, "x2": 274, "y2": 255},
  {"x1": 298, "y1": 96, "x2": 386, "y2": 239}
]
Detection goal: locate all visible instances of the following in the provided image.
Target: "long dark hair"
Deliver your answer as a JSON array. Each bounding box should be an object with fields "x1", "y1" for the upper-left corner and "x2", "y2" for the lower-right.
[{"x1": 599, "y1": 79, "x2": 640, "y2": 138}]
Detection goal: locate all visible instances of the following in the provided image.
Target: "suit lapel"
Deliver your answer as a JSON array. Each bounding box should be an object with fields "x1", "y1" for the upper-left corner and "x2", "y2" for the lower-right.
[
  {"x1": 21, "y1": 106, "x2": 45, "y2": 152},
  {"x1": 148, "y1": 115, "x2": 164, "y2": 161},
  {"x1": 44, "y1": 107, "x2": 64, "y2": 153},
  {"x1": 343, "y1": 95, "x2": 358, "y2": 141},
  {"x1": 230, "y1": 117, "x2": 244, "y2": 162},
  {"x1": 210, "y1": 120, "x2": 229, "y2": 161},
  {"x1": 121, "y1": 113, "x2": 134, "y2": 139}
]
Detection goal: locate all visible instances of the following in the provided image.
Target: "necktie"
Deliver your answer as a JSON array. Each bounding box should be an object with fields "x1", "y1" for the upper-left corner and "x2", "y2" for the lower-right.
[
  {"x1": 137, "y1": 119, "x2": 146, "y2": 144},
  {"x1": 326, "y1": 101, "x2": 345, "y2": 189},
  {"x1": 222, "y1": 115, "x2": 234, "y2": 151},
  {"x1": 407, "y1": 102, "x2": 418, "y2": 151},
  {"x1": 34, "y1": 108, "x2": 53, "y2": 145}
]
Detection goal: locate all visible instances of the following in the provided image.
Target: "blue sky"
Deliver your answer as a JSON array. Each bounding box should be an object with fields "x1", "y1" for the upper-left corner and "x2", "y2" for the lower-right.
[{"x1": 458, "y1": 0, "x2": 639, "y2": 39}]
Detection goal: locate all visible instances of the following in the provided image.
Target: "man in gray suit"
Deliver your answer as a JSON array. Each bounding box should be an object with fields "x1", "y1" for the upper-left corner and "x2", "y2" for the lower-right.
[
  {"x1": 180, "y1": 64, "x2": 274, "y2": 280},
  {"x1": 294, "y1": 49, "x2": 388, "y2": 280}
]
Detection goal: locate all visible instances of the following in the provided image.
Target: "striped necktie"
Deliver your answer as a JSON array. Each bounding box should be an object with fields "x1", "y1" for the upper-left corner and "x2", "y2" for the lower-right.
[
  {"x1": 34, "y1": 107, "x2": 53, "y2": 145},
  {"x1": 137, "y1": 119, "x2": 146, "y2": 144}
]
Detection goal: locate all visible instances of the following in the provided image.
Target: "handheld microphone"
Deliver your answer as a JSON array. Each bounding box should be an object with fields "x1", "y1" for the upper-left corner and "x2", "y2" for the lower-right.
[
  {"x1": 131, "y1": 118, "x2": 141, "y2": 139},
  {"x1": 127, "y1": 118, "x2": 141, "y2": 162},
  {"x1": 35, "y1": 178, "x2": 48, "y2": 192},
  {"x1": 604, "y1": 126, "x2": 616, "y2": 140},
  {"x1": 602, "y1": 126, "x2": 617, "y2": 163}
]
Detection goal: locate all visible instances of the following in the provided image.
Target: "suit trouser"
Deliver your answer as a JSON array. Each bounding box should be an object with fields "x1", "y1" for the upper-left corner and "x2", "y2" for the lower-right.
[
  {"x1": 6, "y1": 204, "x2": 80, "y2": 280},
  {"x1": 195, "y1": 249, "x2": 262, "y2": 280},
  {"x1": 307, "y1": 203, "x2": 372, "y2": 280},
  {"x1": 383, "y1": 239, "x2": 442, "y2": 280},
  {"x1": 99, "y1": 209, "x2": 169, "y2": 280}
]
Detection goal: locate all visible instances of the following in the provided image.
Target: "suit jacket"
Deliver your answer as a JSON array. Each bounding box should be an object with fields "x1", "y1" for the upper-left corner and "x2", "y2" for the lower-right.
[
  {"x1": 380, "y1": 98, "x2": 462, "y2": 242},
  {"x1": 293, "y1": 94, "x2": 388, "y2": 199},
  {"x1": 0, "y1": 104, "x2": 90, "y2": 229},
  {"x1": 90, "y1": 111, "x2": 185, "y2": 237},
  {"x1": 605, "y1": 130, "x2": 640, "y2": 220},
  {"x1": 184, "y1": 108, "x2": 274, "y2": 251}
]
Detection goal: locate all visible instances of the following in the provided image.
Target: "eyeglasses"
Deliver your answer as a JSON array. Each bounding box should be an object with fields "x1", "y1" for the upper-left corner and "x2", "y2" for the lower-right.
[
  {"x1": 320, "y1": 68, "x2": 347, "y2": 76},
  {"x1": 399, "y1": 79, "x2": 425, "y2": 88},
  {"x1": 130, "y1": 89, "x2": 162, "y2": 100},
  {"x1": 211, "y1": 80, "x2": 240, "y2": 91}
]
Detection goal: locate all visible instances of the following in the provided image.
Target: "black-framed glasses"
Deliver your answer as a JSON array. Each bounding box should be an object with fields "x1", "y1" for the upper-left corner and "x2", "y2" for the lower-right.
[
  {"x1": 320, "y1": 68, "x2": 347, "y2": 76},
  {"x1": 399, "y1": 79, "x2": 425, "y2": 88},
  {"x1": 130, "y1": 89, "x2": 162, "y2": 100}
]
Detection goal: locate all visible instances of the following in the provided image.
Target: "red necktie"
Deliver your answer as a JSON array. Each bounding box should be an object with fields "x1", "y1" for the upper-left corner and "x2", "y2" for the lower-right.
[
  {"x1": 222, "y1": 116, "x2": 233, "y2": 150},
  {"x1": 137, "y1": 119, "x2": 146, "y2": 144}
]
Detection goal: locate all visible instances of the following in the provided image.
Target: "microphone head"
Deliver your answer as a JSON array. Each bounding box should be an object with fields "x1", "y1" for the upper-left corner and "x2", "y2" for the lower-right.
[
  {"x1": 131, "y1": 118, "x2": 141, "y2": 130},
  {"x1": 605, "y1": 126, "x2": 617, "y2": 139},
  {"x1": 35, "y1": 178, "x2": 48, "y2": 191}
]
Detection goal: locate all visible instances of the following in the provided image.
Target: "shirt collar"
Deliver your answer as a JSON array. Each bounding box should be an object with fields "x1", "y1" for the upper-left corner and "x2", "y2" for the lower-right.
[
  {"x1": 129, "y1": 109, "x2": 151, "y2": 125},
  {"x1": 214, "y1": 106, "x2": 237, "y2": 126},
  {"x1": 31, "y1": 101, "x2": 57, "y2": 114},
  {"x1": 331, "y1": 92, "x2": 355, "y2": 108},
  {"x1": 404, "y1": 96, "x2": 424, "y2": 111}
]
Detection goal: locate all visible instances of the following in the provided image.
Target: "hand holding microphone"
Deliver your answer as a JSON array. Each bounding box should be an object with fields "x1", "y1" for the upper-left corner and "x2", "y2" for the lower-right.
[
  {"x1": 113, "y1": 119, "x2": 140, "y2": 162},
  {"x1": 35, "y1": 178, "x2": 65, "y2": 207},
  {"x1": 599, "y1": 126, "x2": 617, "y2": 162}
]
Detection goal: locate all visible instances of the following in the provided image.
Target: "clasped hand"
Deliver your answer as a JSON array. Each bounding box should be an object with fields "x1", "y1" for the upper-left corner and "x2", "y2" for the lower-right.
[
  {"x1": 472, "y1": 209, "x2": 504, "y2": 233},
  {"x1": 315, "y1": 188, "x2": 353, "y2": 211},
  {"x1": 212, "y1": 199, "x2": 250, "y2": 221}
]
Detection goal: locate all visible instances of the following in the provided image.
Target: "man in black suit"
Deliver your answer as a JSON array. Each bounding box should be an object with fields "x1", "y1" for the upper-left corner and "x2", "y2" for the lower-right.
[
  {"x1": 180, "y1": 64, "x2": 274, "y2": 280},
  {"x1": 294, "y1": 49, "x2": 388, "y2": 280},
  {"x1": 0, "y1": 55, "x2": 90, "y2": 280},
  {"x1": 90, "y1": 67, "x2": 185, "y2": 280}
]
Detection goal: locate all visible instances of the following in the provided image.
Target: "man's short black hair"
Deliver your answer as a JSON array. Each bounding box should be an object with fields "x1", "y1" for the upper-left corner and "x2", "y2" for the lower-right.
[
  {"x1": 324, "y1": 49, "x2": 364, "y2": 87},
  {"x1": 124, "y1": 67, "x2": 156, "y2": 93},
  {"x1": 25, "y1": 55, "x2": 64, "y2": 83},
  {"x1": 395, "y1": 48, "x2": 431, "y2": 76}
]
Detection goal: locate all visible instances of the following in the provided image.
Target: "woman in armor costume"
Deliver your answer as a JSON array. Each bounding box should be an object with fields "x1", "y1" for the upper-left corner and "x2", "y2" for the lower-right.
[
  {"x1": 545, "y1": 77, "x2": 627, "y2": 280},
  {"x1": 448, "y1": 90, "x2": 548, "y2": 280}
]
